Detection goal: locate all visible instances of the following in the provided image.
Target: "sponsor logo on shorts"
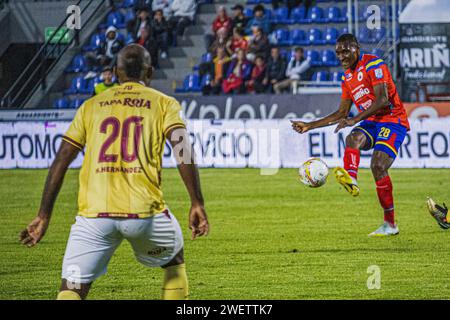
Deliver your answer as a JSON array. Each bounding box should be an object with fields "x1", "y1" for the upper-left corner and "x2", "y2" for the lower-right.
[{"x1": 148, "y1": 247, "x2": 168, "y2": 256}]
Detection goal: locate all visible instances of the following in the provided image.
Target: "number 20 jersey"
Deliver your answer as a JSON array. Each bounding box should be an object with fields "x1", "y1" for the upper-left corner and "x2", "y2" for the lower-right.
[
  {"x1": 340, "y1": 53, "x2": 410, "y2": 130},
  {"x1": 63, "y1": 82, "x2": 186, "y2": 218}
]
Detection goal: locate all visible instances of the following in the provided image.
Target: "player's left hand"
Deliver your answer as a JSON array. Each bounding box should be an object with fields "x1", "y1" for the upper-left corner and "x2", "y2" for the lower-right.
[
  {"x1": 334, "y1": 118, "x2": 357, "y2": 133},
  {"x1": 19, "y1": 215, "x2": 50, "y2": 247},
  {"x1": 189, "y1": 204, "x2": 209, "y2": 240}
]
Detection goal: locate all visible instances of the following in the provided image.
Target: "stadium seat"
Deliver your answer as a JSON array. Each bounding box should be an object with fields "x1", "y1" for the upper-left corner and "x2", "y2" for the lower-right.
[
  {"x1": 201, "y1": 52, "x2": 213, "y2": 64},
  {"x1": 84, "y1": 76, "x2": 103, "y2": 95},
  {"x1": 321, "y1": 50, "x2": 339, "y2": 66},
  {"x1": 244, "y1": 7, "x2": 253, "y2": 18},
  {"x1": 289, "y1": 29, "x2": 308, "y2": 46},
  {"x1": 120, "y1": 0, "x2": 137, "y2": 8},
  {"x1": 358, "y1": 26, "x2": 372, "y2": 44},
  {"x1": 200, "y1": 74, "x2": 212, "y2": 89},
  {"x1": 65, "y1": 54, "x2": 89, "y2": 73},
  {"x1": 290, "y1": 6, "x2": 307, "y2": 24},
  {"x1": 264, "y1": 8, "x2": 272, "y2": 20},
  {"x1": 274, "y1": 28, "x2": 290, "y2": 46},
  {"x1": 70, "y1": 98, "x2": 85, "y2": 109},
  {"x1": 373, "y1": 27, "x2": 386, "y2": 42},
  {"x1": 305, "y1": 49, "x2": 320, "y2": 66},
  {"x1": 331, "y1": 71, "x2": 345, "y2": 83},
  {"x1": 125, "y1": 33, "x2": 135, "y2": 45},
  {"x1": 272, "y1": 7, "x2": 291, "y2": 24},
  {"x1": 341, "y1": 6, "x2": 355, "y2": 22},
  {"x1": 101, "y1": 11, "x2": 125, "y2": 29},
  {"x1": 326, "y1": 6, "x2": 346, "y2": 23},
  {"x1": 309, "y1": 6, "x2": 327, "y2": 23},
  {"x1": 176, "y1": 73, "x2": 201, "y2": 93},
  {"x1": 124, "y1": 9, "x2": 136, "y2": 23},
  {"x1": 340, "y1": 27, "x2": 349, "y2": 35},
  {"x1": 82, "y1": 33, "x2": 105, "y2": 52},
  {"x1": 64, "y1": 76, "x2": 87, "y2": 95},
  {"x1": 324, "y1": 27, "x2": 339, "y2": 44},
  {"x1": 53, "y1": 97, "x2": 70, "y2": 109},
  {"x1": 247, "y1": 0, "x2": 259, "y2": 4},
  {"x1": 308, "y1": 28, "x2": 326, "y2": 45},
  {"x1": 280, "y1": 49, "x2": 293, "y2": 62},
  {"x1": 371, "y1": 48, "x2": 385, "y2": 58},
  {"x1": 311, "y1": 71, "x2": 329, "y2": 85}
]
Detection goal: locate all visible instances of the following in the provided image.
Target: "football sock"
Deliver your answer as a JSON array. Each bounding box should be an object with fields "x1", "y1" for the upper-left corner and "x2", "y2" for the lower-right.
[
  {"x1": 376, "y1": 176, "x2": 395, "y2": 226},
  {"x1": 162, "y1": 263, "x2": 189, "y2": 300},
  {"x1": 343, "y1": 147, "x2": 360, "y2": 180},
  {"x1": 56, "y1": 290, "x2": 81, "y2": 300}
]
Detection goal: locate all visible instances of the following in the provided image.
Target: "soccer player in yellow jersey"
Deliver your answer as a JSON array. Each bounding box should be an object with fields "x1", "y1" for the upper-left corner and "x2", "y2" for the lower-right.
[{"x1": 19, "y1": 44, "x2": 209, "y2": 300}]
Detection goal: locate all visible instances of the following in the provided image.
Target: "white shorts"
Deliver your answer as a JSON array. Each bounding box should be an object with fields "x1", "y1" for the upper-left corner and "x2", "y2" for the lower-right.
[{"x1": 61, "y1": 210, "x2": 183, "y2": 284}]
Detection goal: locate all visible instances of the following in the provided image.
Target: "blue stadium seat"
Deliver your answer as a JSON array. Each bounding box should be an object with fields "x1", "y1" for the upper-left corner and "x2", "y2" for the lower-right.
[
  {"x1": 125, "y1": 33, "x2": 135, "y2": 45},
  {"x1": 341, "y1": 6, "x2": 355, "y2": 22},
  {"x1": 326, "y1": 6, "x2": 346, "y2": 22},
  {"x1": 309, "y1": 6, "x2": 327, "y2": 23},
  {"x1": 201, "y1": 52, "x2": 213, "y2": 63},
  {"x1": 264, "y1": 8, "x2": 272, "y2": 20},
  {"x1": 324, "y1": 27, "x2": 339, "y2": 44},
  {"x1": 244, "y1": 7, "x2": 253, "y2": 18},
  {"x1": 358, "y1": 26, "x2": 372, "y2": 44},
  {"x1": 280, "y1": 49, "x2": 293, "y2": 62},
  {"x1": 124, "y1": 9, "x2": 136, "y2": 23},
  {"x1": 176, "y1": 73, "x2": 201, "y2": 93},
  {"x1": 200, "y1": 74, "x2": 212, "y2": 89},
  {"x1": 64, "y1": 76, "x2": 87, "y2": 95},
  {"x1": 311, "y1": 71, "x2": 329, "y2": 85},
  {"x1": 305, "y1": 49, "x2": 320, "y2": 66},
  {"x1": 340, "y1": 27, "x2": 349, "y2": 35},
  {"x1": 70, "y1": 98, "x2": 85, "y2": 109},
  {"x1": 272, "y1": 7, "x2": 291, "y2": 24},
  {"x1": 83, "y1": 33, "x2": 105, "y2": 52},
  {"x1": 321, "y1": 50, "x2": 339, "y2": 66},
  {"x1": 274, "y1": 28, "x2": 290, "y2": 46},
  {"x1": 308, "y1": 28, "x2": 326, "y2": 45},
  {"x1": 247, "y1": 0, "x2": 259, "y2": 4},
  {"x1": 65, "y1": 54, "x2": 89, "y2": 73},
  {"x1": 321, "y1": 50, "x2": 339, "y2": 67},
  {"x1": 371, "y1": 48, "x2": 384, "y2": 58},
  {"x1": 121, "y1": 0, "x2": 137, "y2": 8},
  {"x1": 331, "y1": 71, "x2": 345, "y2": 83},
  {"x1": 290, "y1": 6, "x2": 307, "y2": 24},
  {"x1": 101, "y1": 11, "x2": 125, "y2": 29},
  {"x1": 84, "y1": 76, "x2": 102, "y2": 95},
  {"x1": 289, "y1": 29, "x2": 308, "y2": 46},
  {"x1": 54, "y1": 97, "x2": 70, "y2": 109},
  {"x1": 373, "y1": 27, "x2": 386, "y2": 42}
]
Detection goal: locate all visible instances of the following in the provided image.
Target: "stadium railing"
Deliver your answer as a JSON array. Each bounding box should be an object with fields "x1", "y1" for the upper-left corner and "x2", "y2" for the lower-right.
[{"x1": 0, "y1": 0, "x2": 110, "y2": 109}]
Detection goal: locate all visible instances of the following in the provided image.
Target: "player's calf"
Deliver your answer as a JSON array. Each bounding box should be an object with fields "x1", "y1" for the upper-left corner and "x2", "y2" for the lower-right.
[{"x1": 162, "y1": 250, "x2": 189, "y2": 300}]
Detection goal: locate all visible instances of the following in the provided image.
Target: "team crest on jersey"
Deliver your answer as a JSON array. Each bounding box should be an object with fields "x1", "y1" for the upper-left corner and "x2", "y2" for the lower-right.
[
  {"x1": 357, "y1": 71, "x2": 363, "y2": 81},
  {"x1": 375, "y1": 68, "x2": 384, "y2": 79},
  {"x1": 345, "y1": 73, "x2": 353, "y2": 80}
]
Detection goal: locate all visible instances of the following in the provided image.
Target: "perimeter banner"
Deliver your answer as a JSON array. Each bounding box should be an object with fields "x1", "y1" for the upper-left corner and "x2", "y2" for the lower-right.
[{"x1": 1, "y1": 119, "x2": 449, "y2": 169}]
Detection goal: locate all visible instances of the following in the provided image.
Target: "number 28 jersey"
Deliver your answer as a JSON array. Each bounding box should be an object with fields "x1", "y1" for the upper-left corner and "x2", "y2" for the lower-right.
[
  {"x1": 341, "y1": 53, "x2": 410, "y2": 130},
  {"x1": 63, "y1": 82, "x2": 186, "y2": 218}
]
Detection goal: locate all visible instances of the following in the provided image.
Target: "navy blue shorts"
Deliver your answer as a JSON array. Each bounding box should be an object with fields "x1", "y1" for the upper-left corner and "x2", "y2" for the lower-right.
[{"x1": 352, "y1": 121, "x2": 407, "y2": 159}]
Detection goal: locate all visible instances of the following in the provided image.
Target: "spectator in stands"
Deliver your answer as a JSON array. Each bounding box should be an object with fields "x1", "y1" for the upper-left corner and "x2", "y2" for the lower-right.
[
  {"x1": 208, "y1": 27, "x2": 229, "y2": 56},
  {"x1": 231, "y1": 4, "x2": 248, "y2": 30},
  {"x1": 222, "y1": 48, "x2": 252, "y2": 94},
  {"x1": 133, "y1": 6, "x2": 152, "y2": 40},
  {"x1": 94, "y1": 66, "x2": 118, "y2": 95},
  {"x1": 151, "y1": 9, "x2": 170, "y2": 59},
  {"x1": 247, "y1": 26, "x2": 270, "y2": 62},
  {"x1": 202, "y1": 46, "x2": 231, "y2": 95},
  {"x1": 263, "y1": 47, "x2": 287, "y2": 93},
  {"x1": 226, "y1": 27, "x2": 248, "y2": 57},
  {"x1": 245, "y1": 4, "x2": 271, "y2": 35},
  {"x1": 152, "y1": 0, "x2": 172, "y2": 18},
  {"x1": 205, "y1": 6, "x2": 233, "y2": 52},
  {"x1": 274, "y1": 47, "x2": 311, "y2": 94},
  {"x1": 96, "y1": 26, "x2": 124, "y2": 67},
  {"x1": 246, "y1": 55, "x2": 266, "y2": 94},
  {"x1": 136, "y1": 27, "x2": 159, "y2": 69},
  {"x1": 168, "y1": 0, "x2": 197, "y2": 45}
]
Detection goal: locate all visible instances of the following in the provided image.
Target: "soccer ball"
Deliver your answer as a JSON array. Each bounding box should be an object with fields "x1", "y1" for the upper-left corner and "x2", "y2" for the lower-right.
[{"x1": 298, "y1": 158, "x2": 329, "y2": 188}]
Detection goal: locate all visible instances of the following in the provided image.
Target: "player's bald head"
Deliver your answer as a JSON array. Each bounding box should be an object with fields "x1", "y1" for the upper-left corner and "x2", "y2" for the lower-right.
[{"x1": 116, "y1": 44, "x2": 152, "y2": 84}]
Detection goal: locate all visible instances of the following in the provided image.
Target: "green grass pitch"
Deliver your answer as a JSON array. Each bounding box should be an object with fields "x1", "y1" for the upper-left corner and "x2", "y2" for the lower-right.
[{"x1": 1, "y1": 168, "x2": 450, "y2": 300}]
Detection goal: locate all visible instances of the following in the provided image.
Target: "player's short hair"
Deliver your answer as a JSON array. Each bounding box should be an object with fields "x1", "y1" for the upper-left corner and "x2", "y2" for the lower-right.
[
  {"x1": 337, "y1": 33, "x2": 360, "y2": 47},
  {"x1": 117, "y1": 44, "x2": 151, "y2": 79}
]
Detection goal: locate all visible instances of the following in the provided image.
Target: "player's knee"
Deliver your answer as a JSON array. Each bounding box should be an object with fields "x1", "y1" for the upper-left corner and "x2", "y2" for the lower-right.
[
  {"x1": 346, "y1": 133, "x2": 365, "y2": 149},
  {"x1": 370, "y1": 161, "x2": 387, "y2": 178},
  {"x1": 163, "y1": 248, "x2": 184, "y2": 268}
]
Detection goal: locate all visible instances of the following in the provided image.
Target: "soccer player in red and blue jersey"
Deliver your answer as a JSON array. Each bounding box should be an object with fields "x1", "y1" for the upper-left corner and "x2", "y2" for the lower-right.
[{"x1": 291, "y1": 34, "x2": 410, "y2": 236}]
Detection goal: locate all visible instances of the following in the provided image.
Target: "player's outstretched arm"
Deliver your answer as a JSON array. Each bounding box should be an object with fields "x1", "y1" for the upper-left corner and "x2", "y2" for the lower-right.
[
  {"x1": 335, "y1": 83, "x2": 389, "y2": 133},
  {"x1": 167, "y1": 127, "x2": 209, "y2": 240},
  {"x1": 291, "y1": 98, "x2": 352, "y2": 134},
  {"x1": 19, "y1": 141, "x2": 80, "y2": 247}
]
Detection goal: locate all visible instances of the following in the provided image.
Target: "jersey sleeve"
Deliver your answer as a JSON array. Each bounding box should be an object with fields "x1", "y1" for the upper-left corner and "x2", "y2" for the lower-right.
[
  {"x1": 63, "y1": 103, "x2": 86, "y2": 150},
  {"x1": 366, "y1": 58, "x2": 389, "y2": 86},
  {"x1": 340, "y1": 76, "x2": 351, "y2": 100},
  {"x1": 163, "y1": 98, "x2": 186, "y2": 137}
]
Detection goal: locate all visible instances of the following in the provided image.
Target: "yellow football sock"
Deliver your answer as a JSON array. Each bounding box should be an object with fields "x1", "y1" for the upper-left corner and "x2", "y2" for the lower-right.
[
  {"x1": 57, "y1": 290, "x2": 81, "y2": 300},
  {"x1": 162, "y1": 263, "x2": 189, "y2": 300}
]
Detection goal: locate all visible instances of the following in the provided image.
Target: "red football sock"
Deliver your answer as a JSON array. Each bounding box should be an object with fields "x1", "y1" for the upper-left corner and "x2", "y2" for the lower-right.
[
  {"x1": 343, "y1": 147, "x2": 360, "y2": 180},
  {"x1": 376, "y1": 176, "x2": 395, "y2": 226}
]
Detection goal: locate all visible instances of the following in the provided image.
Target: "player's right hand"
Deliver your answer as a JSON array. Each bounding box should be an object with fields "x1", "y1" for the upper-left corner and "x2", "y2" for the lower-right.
[
  {"x1": 189, "y1": 204, "x2": 209, "y2": 240},
  {"x1": 19, "y1": 215, "x2": 50, "y2": 247},
  {"x1": 291, "y1": 120, "x2": 310, "y2": 134}
]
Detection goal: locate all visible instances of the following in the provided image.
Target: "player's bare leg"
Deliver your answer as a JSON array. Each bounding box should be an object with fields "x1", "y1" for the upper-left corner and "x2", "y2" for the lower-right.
[
  {"x1": 334, "y1": 131, "x2": 368, "y2": 196},
  {"x1": 57, "y1": 279, "x2": 91, "y2": 300},
  {"x1": 161, "y1": 249, "x2": 189, "y2": 300},
  {"x1": 368, "y1": 150, "x2": 399, "y2": 237}
]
